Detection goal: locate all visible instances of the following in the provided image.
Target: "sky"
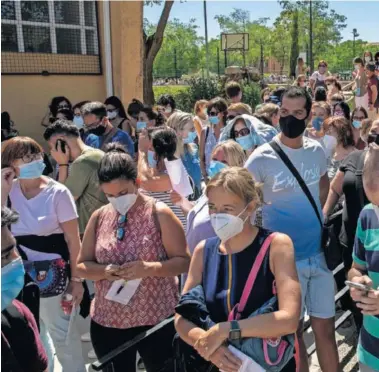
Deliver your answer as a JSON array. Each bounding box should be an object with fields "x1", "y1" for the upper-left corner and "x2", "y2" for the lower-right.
[{"x1": 144, "y1": 1, "x2": 379, "y2": 44}]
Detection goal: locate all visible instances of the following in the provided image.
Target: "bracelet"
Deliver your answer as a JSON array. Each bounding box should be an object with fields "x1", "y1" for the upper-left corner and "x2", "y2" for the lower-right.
[
  {"x1": 59, "y1": 164, "x2": 69, "y2": 167},
  {"x1": 70, "y1": 277, "x2": 84, "y2": 283}
]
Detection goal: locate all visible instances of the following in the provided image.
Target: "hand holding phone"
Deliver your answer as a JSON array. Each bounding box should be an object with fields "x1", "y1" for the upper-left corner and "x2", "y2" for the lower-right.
[
  {"x1": 56, "y1": 139, "x2": 66, "y2": 154},
  {"x1": 345, "y1": 280, "x2": 372, "y2": 293}
]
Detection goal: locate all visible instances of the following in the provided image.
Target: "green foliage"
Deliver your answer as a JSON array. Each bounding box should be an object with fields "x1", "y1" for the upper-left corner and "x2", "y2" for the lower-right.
[{"x1": 153, "y1": 78, "x2": 261, "y2": 113}]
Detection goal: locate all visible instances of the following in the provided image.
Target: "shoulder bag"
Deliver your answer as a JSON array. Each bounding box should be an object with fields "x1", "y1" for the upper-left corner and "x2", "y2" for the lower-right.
[{"x1": 228, "y1": 233, "x2": 299, "y2": 372}]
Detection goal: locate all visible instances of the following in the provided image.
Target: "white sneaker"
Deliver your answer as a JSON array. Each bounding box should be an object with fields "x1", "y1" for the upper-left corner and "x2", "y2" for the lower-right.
[
  {"x1": 88, "y1": 349, "x2": 96, "y2": 359},
  {"x1": 81, "y1": 332, "x2": 91, "y2": 342}
]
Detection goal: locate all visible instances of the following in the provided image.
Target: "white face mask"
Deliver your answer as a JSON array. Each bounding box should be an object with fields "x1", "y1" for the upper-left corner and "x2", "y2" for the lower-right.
[
  {"x1": 365, "y1": 56, "x2": 371, "y2": 63},
  {"x1": 354, "y1": 64, "x2": 360, "y2": 71},
  {"x1": 324, "y1": 134, "x2": 338, "y2": 151},
  {"x1": 210, "y1": 205, "x2": 249, "y2": 242},
  {"x1": 107, "y1": 110, "x2": 118, "y2": 120},
  {"x1": 108, "y1": 193, "x2": 137, "y2": 215}
]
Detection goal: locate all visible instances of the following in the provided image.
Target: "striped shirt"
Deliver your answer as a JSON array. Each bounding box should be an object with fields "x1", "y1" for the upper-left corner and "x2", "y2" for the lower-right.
[
  {"x1": 353, "y1": 204, "x2": 379, "y2": 370},
  {"x1": 140, "y1": 190, "x2": 187, "y2": 230}
]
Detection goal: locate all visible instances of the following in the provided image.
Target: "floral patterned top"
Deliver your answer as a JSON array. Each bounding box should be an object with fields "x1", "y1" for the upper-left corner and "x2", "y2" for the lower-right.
[{"x1": 91, "y1": 196, "x2": 179, "y2": 329}]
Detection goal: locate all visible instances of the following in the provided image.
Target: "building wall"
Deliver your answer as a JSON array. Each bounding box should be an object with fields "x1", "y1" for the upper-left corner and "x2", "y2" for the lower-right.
[{"x1": 1, "y1": 1, "x2": 143, "y2": 147}]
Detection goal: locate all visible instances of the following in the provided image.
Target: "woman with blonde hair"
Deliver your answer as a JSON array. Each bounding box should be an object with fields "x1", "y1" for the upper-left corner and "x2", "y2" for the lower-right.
[
  {"x1": 171, "y1": 140, "x2": 246, "y2": 255},
  {"x1": 227, "y1": 103, "x2": 252, "y2": 121},
  {"x1": 255, "y1": 103, "x2": 280, "y2": 129},
  {"x1": 193, "y1": 100, "x2": 209, "y2": 137},
  {"x1": 167, "y1": 111, "x2": 202, "y2": 198},
  {"x1": 175, "y1": 167, "x2": 301, "y2": 372}
]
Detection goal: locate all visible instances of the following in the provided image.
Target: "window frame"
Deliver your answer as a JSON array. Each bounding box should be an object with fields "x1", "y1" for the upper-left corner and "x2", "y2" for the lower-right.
[{"x1": 1, "y1": 0, "x2": 102, "y2": 75}]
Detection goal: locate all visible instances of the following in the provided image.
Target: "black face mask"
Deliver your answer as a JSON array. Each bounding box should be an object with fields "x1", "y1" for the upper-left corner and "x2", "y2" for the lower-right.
[
  {"x1": 88, "y1": 123, "x2": 106, "y2": 136},
  {"x1": 279, "y1": 115, "x2": 307, "y2": 139}
]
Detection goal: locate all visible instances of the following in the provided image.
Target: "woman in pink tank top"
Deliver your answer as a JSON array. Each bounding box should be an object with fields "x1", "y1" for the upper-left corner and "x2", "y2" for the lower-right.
[{"x1": 77, "y1": 143, "x2": 190, "y2": 372}]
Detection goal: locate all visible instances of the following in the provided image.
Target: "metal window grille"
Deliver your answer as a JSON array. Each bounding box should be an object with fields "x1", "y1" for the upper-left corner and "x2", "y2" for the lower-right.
[{"x1": 1, "y1": 1, "x2": 101, "y2": 75}]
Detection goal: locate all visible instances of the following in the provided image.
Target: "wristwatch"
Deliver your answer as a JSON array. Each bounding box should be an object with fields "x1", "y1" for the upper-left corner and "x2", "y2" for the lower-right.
[{"x1": 228, "y1": 320, "x2": 241, "y2": 342}]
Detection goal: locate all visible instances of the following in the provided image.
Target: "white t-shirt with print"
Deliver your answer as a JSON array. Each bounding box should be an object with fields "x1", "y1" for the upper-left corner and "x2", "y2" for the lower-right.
[{"x1": 9, "y1": 178, "x2": 78, "y2": 261}]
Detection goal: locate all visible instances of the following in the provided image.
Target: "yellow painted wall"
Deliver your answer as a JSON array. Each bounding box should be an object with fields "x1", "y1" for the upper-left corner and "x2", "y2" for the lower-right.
[{"x1": 1, "y1": 1, "x2": 144, "y2": 147}]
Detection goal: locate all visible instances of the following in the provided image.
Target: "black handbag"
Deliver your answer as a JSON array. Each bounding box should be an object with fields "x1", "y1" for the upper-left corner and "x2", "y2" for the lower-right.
[{"x1": 269, "y1": 141, "x2": 341, "y2": 270}]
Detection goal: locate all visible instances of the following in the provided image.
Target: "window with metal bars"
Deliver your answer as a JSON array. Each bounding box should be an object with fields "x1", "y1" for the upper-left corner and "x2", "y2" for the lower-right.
[{"x1": 1, "y1": 1, "x2": 101, "y2": 75}]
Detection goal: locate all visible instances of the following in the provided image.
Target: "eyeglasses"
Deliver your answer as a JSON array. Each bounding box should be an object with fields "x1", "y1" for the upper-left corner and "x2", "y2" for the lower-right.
[
  {"x1": 227, "y1": 115, "x2": 236, "y2": 121},
  {"x1": 209, "y1": 111, "x2": 219, "y2": 117},
  {"x1": 18, "y1": 153, "x2": 42, "y2": 164},
  {"x1": 367, "y1": 133, "x2": 379, "y2": 145},
  {"x1": 234, "y1": 127, "x2": 250, "y2": 138},
  {"x1": 116, "y1": 214, "x2": 127, "y2": 241}
]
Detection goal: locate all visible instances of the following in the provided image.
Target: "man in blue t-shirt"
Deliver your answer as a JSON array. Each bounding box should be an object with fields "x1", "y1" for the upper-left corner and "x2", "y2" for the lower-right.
[
  {"x1": 349, "y1": 145, "x2": 379, "y2": 372},
  {"x1": 245, "y1": 86, "x2": 337, "y2": 372},
  {"x1": 82, "y1": 101, "x2": 135, "y2": 157}
]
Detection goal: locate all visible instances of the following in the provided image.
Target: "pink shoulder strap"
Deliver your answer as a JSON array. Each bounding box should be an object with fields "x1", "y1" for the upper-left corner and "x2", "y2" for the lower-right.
[{"x1": 236, "y1": 232, "x2": 277, "y2": 314}]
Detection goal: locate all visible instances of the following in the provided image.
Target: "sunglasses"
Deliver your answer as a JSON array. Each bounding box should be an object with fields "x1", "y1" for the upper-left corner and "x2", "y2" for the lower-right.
[
  {"x1": 234, "y1": 127, "x2": 250, "y2": 138},
  {"x1": 353, "y1": 116, "x2": 366, "y2": 121},
  {"x1": 116, "y1": 214, "x2": 127, "y2": 241},
  {"x1": 209, "y1": 111, "x2": 219, "y2": 117},
  {"x1": 227, "y1": 115, "x2": 236, "y2": 121},
  {"x1": 319, "y1": 65, "x2": 326, "y2": 68},
  {"x1": 367, "y1": 133, "x2": 379, "y2": 145}
]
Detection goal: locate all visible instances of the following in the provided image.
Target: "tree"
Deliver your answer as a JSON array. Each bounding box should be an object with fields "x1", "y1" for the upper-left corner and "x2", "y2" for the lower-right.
[
  {"x1": 143, "y1": 0, "x2": 174, "y2": 104},
  {"x1": 270, "y1": 16, "x2": 291, "y2": 74},
  {"x1": 148, "y1": 17, "x2": 204, "y2": 79}
]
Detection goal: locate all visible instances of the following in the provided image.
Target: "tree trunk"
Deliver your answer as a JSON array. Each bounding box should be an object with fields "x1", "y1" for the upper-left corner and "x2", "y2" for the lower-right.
[
  {"x1": 289, "y1": 10, "x2": 299, "y2": 78},
  {"x1": 143, "y1": 0, "x2": 174, "y2": 104}
]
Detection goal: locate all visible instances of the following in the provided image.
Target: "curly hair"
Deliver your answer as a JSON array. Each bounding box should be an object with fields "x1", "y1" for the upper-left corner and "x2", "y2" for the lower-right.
[{"x1": 323, "y1": 116, "x2": 355, "y2": 149}]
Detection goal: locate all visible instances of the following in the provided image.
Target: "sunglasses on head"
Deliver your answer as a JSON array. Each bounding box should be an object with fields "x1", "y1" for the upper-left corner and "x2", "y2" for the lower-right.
[
  {"x1": 116, "y1": 214, "x2": 127, "y2": 241},
  {"x1": 367, "y1": 133, "x2": 379, "y2": 145},
  {"x1": 234, "y1": 127, "x2": 250, "y2": 138}
]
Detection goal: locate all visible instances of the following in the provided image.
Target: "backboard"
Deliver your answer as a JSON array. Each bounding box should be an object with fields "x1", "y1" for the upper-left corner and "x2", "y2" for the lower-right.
[{"x1": 221, "y1": 33, "x2": 249, "y2": 51}]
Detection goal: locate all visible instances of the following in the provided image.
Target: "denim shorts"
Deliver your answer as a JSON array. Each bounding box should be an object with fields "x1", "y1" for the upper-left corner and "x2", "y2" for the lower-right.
[{"x1": 296, "y1": 252, "x2": 335, "y2": 319}]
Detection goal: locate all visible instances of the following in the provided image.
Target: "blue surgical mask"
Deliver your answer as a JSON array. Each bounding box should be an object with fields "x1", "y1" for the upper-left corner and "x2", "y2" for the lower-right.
[
  {"x1": 73, "y1": 115, "x2": 84, "y2": 129},
  {"x1": 1, "y1": 257, "x2": 25, "y2": 311},
  {"x1": 312, "y1": 117, "x2": 323, "y2": 131},
  {"x1": 137, "y1": 121, "x2": 147, "y2": 131},
  {"x1": 207, "y1": 160, "x2": 227, "y2": 178},
  {"x1": 236, "y1": 134, "x2": 255, "y2": 151},
  {"x1": 18, "y1": 159, "x2": 46, "y2": 179},
  {"x1": 183, "y1": 131, "x2": 197, "y2": 144},
  {"x1": 209, "y1": 116, "x2": 220, "y2": 125},
  {"x1": 148, "y1": 150, "x2": 157, "y2": 168},
  {"x1": 352, "y1": 120, "x2": 362, "y2": 129}
]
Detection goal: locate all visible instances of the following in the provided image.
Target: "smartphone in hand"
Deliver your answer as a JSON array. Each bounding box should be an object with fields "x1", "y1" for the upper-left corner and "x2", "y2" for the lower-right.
[
  {"x1": 56, "y1": 139, "x2": 66, "y2": 153},
  {"x1": 345, "y1": 280, "x2": 372, "y2": 294}
]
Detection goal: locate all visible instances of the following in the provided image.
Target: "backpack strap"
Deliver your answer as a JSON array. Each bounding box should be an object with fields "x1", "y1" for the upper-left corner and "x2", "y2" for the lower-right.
[{"x1": 236, "y1": 233, "x2": 277, "y2": 314}]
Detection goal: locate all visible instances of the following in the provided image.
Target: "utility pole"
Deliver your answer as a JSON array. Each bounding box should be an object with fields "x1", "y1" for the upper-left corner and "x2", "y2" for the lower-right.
[
  {"x1": 203, "y1": 0, "x2": 210, "y2": 78},
  {"x1": 309, "y1": 0, "x2": 313, "y2": 73},
  {"x1": 260, "y1": 42, "x2": 264, "y2": 79},
  {"x1": 352, "y1": 28, "x2": 359, "y2": 58}
]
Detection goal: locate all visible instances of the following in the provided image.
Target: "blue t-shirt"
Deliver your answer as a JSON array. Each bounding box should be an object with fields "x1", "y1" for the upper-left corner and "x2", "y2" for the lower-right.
[
  {"x1": 85, "y1": 129, "x2": 135, "y2": 157},
  {"x1": 353, "y1": 204, "x2": 379, "y2": 370},
  {"x1": 245, "y1": 136, "x2": 327, "y2": 261}
]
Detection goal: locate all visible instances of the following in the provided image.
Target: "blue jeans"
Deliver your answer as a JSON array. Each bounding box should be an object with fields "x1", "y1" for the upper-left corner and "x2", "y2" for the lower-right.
[
  {"x1": 296, "y1": 252, "x2": 335, "y2": 319},
  {"x1": 40, "y1": 295, "x2": 86, "y2": 372}
]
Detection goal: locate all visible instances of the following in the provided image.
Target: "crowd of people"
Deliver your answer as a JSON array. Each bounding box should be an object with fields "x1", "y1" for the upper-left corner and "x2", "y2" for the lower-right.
[{"x1": 1, "y1": 53, "x2": 379, "y2": 372}]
